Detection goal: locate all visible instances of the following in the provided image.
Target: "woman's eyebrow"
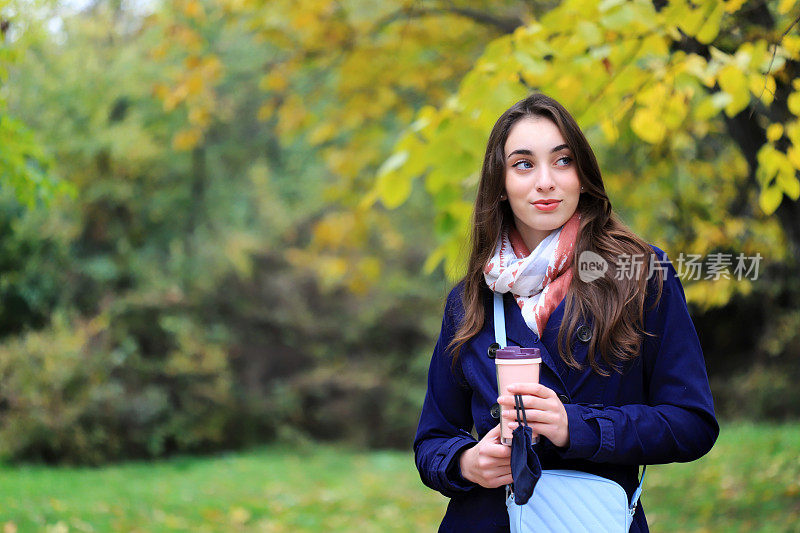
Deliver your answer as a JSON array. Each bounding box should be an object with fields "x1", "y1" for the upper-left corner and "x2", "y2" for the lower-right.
[{"x1": 506, "y1": 144, "x2": 570, "y2": 160}]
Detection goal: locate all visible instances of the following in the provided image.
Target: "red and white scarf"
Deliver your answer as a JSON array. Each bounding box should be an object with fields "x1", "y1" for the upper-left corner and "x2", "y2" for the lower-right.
[{"x1": 484, "y1": 210, "x2": 581, "y2": 337}]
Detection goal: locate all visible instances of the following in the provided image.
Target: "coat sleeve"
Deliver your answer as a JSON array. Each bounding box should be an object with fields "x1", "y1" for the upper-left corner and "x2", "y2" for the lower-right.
[
  {"x1": 555, "y1": 251, "x2": 720, "y2": 465},
  {"x1": 413, "y1": 286, "x2": 479, "y2": 498}
]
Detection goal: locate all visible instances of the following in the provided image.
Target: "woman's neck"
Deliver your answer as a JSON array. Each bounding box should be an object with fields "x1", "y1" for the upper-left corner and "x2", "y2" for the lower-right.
[{"x1": 509, "y1": 224, "x2": 554, "y2": 257}]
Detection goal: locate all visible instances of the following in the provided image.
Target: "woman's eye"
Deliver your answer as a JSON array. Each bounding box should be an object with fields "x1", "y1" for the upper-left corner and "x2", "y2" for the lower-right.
[
  {"x1": 556, "y1": 156, "x2": 572, "y2": 166},
  {"x1": 512, "y1": 160, "x2": 533, "y2": 170}
]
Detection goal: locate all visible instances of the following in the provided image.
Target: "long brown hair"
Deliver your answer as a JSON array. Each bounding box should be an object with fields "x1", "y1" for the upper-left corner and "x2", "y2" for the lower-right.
[{"x1": 447, "y1": 93, "x2": 663, "y2": 376}]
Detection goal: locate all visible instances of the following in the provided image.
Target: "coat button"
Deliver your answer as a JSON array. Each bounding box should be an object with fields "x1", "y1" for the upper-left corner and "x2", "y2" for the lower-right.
[
  {"x1": 487, "y1": 342, "x2": 500, "y2": 359},
  {"x1": 576, "y1": 325, "x2": 592, "y2": 343},
  {"x1": 490, "y1": 403, "x2": 501, "y2": 420},
  {"x1": 558, "y1": 394, "x2": 570, "y2": 404}
]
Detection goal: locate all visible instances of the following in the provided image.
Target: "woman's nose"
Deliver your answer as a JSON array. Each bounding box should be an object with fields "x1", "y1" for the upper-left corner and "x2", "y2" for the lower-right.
[{"x1": 533, "y1": 168, "x2": 556, "y2": 191}]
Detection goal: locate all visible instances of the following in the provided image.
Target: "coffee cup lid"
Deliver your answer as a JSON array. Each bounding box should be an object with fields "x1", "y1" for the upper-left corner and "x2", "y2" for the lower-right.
[
  {"x1": 496, "y1": 345, "x2": 541, "y2": 359},
  {"x1": 495, "y1": 345, "x2": 520, "y2": 359}
]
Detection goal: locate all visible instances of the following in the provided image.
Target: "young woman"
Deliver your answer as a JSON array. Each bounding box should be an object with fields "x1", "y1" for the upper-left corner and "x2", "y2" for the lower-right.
[{"x1": 413, "y1": 93, "x2": 719, "y2": 532}]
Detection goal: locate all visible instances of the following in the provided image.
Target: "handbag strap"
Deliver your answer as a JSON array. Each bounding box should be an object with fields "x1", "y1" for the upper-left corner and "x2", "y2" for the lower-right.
[
  {"x1": 493, "y1": 290, "x2": 507, "y2": 347},
  {"x1": 493, "y1": 291, "x2": 646, "y2": 513}
]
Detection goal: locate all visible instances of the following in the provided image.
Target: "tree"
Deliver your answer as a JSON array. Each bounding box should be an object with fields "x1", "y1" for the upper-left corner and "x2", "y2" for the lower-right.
[
  {"x1": 0, "y1": 0, "x2": 73, "y2": 208},
  {"x1": 369, "y1": 0, "x2": 800, "y2": 312},
  {"x1": 149, "y1": 0, "x2": 533, "y2": 293}
]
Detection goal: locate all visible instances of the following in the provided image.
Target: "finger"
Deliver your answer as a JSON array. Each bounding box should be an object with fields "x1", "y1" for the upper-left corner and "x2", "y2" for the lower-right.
[
  {"x1": 491, "y1": 474, "x2": 514, "y2": 488},
  {"x1": 483, "y1": 458, "x2": 511, "y2": 471},
  {"x1": 483, "y1": 443, "x2": 512, "y2": 458},
  {"x1": 502, "y1": 407, "x2": 556, "y2": 423},
  {"x1": 507, "y1": 420, "x2": 549, "y2": 433},
  {"x1": 507, "y1": 383, "x2": 555, "y2": 398},
  {"x1": 501, "y1": 395, "x2": 552, "y2": 411},
  {"x1": 487, "y1": 465, "x2": 511, "y2": 477},
  {"x1": 507, "y1": 410, "x2": 558, "y2": 425},
  {"x1": 497, "y1": 393, "x2": 545, "y2": 408}
]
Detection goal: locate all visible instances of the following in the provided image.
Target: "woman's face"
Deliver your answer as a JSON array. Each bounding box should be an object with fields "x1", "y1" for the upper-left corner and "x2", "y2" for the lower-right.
[{"x1": 503, "y1": 116, "x2": 582, "y2": 252}]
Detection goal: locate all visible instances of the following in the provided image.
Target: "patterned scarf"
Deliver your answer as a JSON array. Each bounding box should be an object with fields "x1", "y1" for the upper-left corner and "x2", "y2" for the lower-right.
[{"x1": 484, "y1": 210, "x2": 581, "y2": 337}]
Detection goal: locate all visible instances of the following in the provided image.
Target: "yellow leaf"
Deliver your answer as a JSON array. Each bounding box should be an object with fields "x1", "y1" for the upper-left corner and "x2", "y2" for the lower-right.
[
  {"x1": 782, "y1": 35, "x2": 800, "y2": 57},
  {"x1": 676, "y1": 2, "x2": 707, "y2": 36},
  {"x1": 257, "y1": 102, "x2": 276, "y2": 121},
  {"x1": 759, "y1": 185, "x2": 783, "y2": 214},
  {"x1": 788, "y1": 90, "x2": 800, "y2": 117},
  {"x1": 788, "y1": 145, "x2": 800, "y2": 170},
  {"x1": 150, "y1": 42, "x2": 168, "y2": 60},
  {"x1": 724, "y1": 0, "x2": 749, "y2": 13},
  {"x1": 778, "y1": 0, "x2": 798, "y2": 14},
  {"x1": 693, "y1": 93, "x2": 724, "y2": 120},
  {"x1": 261, "y1": 70, "x2": 288, "y2": 92},
  {"x1": 576, "y1": 20, "x2": 603, "y2": 47},
  {"x1": 682, "y1": 53, "x2": 712, "y2": 85},
  {"x1": 152, "y1": 82, "x2": 170, "y2": 100},
  {"x1": 749, "y1": 72, "x2": 776, "y2": 106},
  {"x1": 776, "y1": 163, "x2": 800, "y2": 200},
  {"x1": 183, "y1": 0, "x2": 205, "y2": 19},
  {"x1": 787, "y1": 120, "x2": 800, "y2": 146},
  {"x1": 696, "y1": 2, "x2": 724, "y2": 44},
  {"x1": 663, "y1": 92, "x2": 688, "y2": 129},
  {"x1": 375, "y1": 151, "x2": 413, "y2": 209},
  {"x1": 766, "y1": 123, "x2": 784, "y2": 142},
  {"x1": 172, "y1": 129, "x2": 201, "y2": 151},
  {"x1": 308, "y1": 122, "x2": 338, "y2": 145},
  {"x1": 201, "y1": 55, "x2": 223, "y2": 82},
  {"x1": 185, "y1": 73, "x2": 204, "y2": 96},
  {"x1": 717, "y1": 64, "x2": 750, "y2": 116},
  {"x1": 377, "y1": 151, "x2": 409, "y2": 178},
  {"x1": 635, "y1": 83, "x2": 669, "y2": 108},
  {"x1": 756, "y1": 143, "x2": 781, "y2": 186},
  {"x1": 188, "y1": 107, "x2": 210, "y2": 127},
  {"x1": 600, "y1": 117, "x2": 619, "y2": 143},
  {"x1": 423, "y1": 246, "x2": 446, "y2": 275},
  {"x1": 631, "y1": 106, "x2": 666, "y2": 144}
]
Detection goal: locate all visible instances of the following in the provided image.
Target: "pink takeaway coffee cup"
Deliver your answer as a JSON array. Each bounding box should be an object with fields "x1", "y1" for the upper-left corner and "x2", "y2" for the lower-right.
[{"x1": 495, "y1": 346, "x2": 542, "y2": 446}]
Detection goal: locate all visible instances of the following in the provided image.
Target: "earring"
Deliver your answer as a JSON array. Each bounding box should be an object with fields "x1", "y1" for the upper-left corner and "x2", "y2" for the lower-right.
[{"x1": 500, "y1": 194, "x2": 506, "y2": 200}]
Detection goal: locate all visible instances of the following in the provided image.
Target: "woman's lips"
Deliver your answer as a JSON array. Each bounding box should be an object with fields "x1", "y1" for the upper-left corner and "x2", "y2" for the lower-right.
[{"x1": 532, "y1": 200, "x2": 561, "y2": 211}]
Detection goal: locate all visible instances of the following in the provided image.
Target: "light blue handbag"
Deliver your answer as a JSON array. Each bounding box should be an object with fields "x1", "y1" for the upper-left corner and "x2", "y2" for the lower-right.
[{"x1": 493, "y1": 291, "x2": 645, "y2": 533}]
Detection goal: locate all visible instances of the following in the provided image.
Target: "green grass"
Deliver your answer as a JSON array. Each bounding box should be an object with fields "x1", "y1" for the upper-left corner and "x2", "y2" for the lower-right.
[{"x1": 0, "y1": 422, "x2": 798, "y2": 532}]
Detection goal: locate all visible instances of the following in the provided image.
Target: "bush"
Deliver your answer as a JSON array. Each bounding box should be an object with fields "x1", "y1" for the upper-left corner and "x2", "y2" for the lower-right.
[
  {"x1": 0, "y1": 298, "x2": 242, "y2": 465},
  {"x1": 710, "y1": 364, "x2": 800, "y2": 421}
]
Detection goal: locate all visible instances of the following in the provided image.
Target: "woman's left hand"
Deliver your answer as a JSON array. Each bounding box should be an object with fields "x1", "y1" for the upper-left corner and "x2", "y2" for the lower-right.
[{"x1": 497, "y1": 383, "x2": 570, "y2": 448}]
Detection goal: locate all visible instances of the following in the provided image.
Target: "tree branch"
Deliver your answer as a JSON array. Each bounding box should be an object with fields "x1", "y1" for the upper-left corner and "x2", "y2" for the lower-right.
[{"x1": 374, "y1": 5, "x2": 524, "y2": 34}]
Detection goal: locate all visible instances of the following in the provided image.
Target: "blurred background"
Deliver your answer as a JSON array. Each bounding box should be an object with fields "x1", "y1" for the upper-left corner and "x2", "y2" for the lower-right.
[{"x1": 0, "y1": 0, "x2": 798, "y2": 531}]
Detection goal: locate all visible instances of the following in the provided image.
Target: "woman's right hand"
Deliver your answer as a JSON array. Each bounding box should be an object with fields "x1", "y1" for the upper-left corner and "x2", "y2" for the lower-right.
[{"x1": 458, "y1": 423, "x2": 513, "y2": 488}]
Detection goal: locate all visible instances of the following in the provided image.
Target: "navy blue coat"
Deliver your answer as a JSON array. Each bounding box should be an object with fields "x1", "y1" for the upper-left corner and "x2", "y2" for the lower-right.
[{"x1": 413, "y1": 245, "x2": 719, "y2": 532}]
